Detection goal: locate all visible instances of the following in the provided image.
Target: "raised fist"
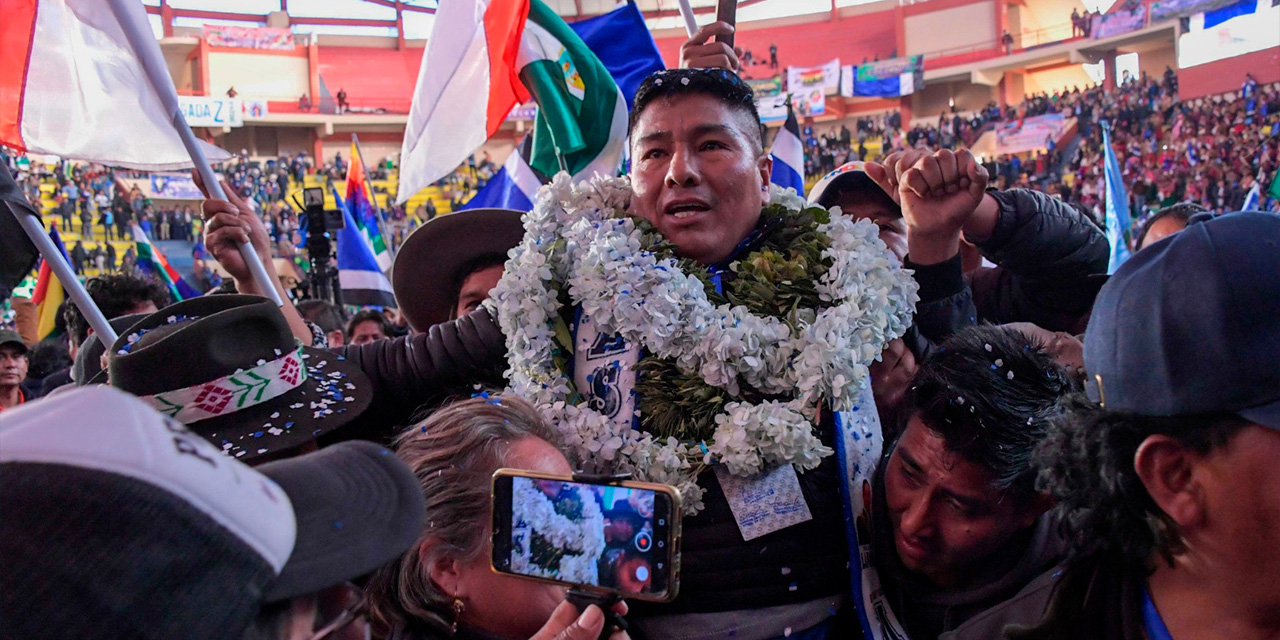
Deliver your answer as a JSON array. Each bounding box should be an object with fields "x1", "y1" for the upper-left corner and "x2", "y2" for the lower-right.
[{"x1": 866, "y1": 148, "x2": 990, "y2": 264}]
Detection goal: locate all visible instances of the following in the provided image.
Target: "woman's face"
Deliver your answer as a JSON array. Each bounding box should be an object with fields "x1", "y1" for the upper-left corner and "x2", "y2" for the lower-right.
[{"x1": 453, "y1": 437, "x2": 573, "y2": 639}]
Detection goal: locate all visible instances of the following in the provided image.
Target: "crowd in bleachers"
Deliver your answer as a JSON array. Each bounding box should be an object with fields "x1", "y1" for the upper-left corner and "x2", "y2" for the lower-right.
[
  {"x1": 1069, "y1": 72, "x2": 1280, "y2": 218},
  {"x1": 8, "y1": 67, "x2": 1278, "y2": 303},
  {"x1": 800, "y1": 68, "x2": 1280, "y2": 225}
]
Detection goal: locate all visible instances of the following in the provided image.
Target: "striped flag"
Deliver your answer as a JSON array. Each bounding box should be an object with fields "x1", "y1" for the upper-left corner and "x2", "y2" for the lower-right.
[
  {"x1": 0, "y1": 0, "x2": 230, "y2": 170},
  {"x1": 131, "y1": 224, "x2": 199, "y2": 301},
  {"x1": 1102, "y1": 125, "x2": 1132, "y2": 274},
  {"x1": 770, "y1": 101, "x2": 805, "y2": 194},
  {"x1": 1241, "y1": 181, "x2": 1261, "y2": 211},
  {"x1": 520, "y1": 0, "x2": 627, "y2": 180},
  {"x1": 344, "y1": 143, "x2": 392, "y2": 271},
  {"x1": 396, "y1": 0, "x2": 531, "y2": 204},
  {"x1": 333, "y1": 184, "x2": 395, "y2": 308},
  {"x1": 31, "y1": 227, "x2": 71, "y2": 340},
  {"x1": 461, "y1": 137, "x2": 544, "y2": 212}
]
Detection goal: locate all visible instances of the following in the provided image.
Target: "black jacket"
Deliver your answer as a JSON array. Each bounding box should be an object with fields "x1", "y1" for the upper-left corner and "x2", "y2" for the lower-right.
[
  {"x1": 328, "y1": 307, "x2": 507, "y2": 443},
  {"x1": 1003, "y1": 550, "x2": 1146, "y2": 640},
  {"x1": 631, "y1": 408, "x2": 850, "y2": 617},
  {"x1": 908, "y1": 188, "x2": 1109, "y2": 350}
]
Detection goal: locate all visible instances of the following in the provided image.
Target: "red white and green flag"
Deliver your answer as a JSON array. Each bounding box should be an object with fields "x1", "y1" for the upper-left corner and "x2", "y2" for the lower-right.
[
  {"x1": 396, "y1": 0, "x2": 626, "y2": 203},
  {"x1": 518, "y1": 0, "x2": 627, "y2": 179}
]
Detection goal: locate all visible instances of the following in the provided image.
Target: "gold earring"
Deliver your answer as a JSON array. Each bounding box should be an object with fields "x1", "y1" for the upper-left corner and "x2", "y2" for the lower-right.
[{"x1": 451, "y1": 597, "x2": 466, "y2": 634}]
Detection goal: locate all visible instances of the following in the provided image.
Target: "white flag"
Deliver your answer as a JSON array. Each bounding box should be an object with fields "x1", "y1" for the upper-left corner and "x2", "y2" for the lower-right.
[{"x1": 0, "y1": 0, "x2": 230, "y2": 170}]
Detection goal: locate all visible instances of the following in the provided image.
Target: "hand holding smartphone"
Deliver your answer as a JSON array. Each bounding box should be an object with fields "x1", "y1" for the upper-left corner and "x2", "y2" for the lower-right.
[
  {"x1": 491, "y1": 470, "x2": 683, "y2": 602},
  {"x1": 716, "y1": 0, "x2": 737, "y2": 50}
]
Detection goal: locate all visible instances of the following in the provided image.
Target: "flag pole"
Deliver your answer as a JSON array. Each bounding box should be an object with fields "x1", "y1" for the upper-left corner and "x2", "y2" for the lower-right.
[
  {"x1": 350, "y1": 133, "x2": 396, "y2": 254},
  {"x1": 105, "y1": 0, "x2": 282, "y2": 307},
  {"x1": 676, "y1": 0, "x2": 699, "y2": 37},
  {"x1": 13, "y1": 213, "x2": 117, "y2": 345}
]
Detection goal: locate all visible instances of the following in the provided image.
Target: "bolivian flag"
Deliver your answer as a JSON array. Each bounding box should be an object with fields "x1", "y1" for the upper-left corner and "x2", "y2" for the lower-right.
[{"x1": 396, "y1": 0, "x2": 625, "y2": 203}]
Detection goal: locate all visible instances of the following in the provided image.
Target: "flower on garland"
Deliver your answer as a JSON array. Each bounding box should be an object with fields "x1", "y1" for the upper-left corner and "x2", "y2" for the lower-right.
[{"x1": 490, "y1": 173, "x2": 919, "y2": 515}]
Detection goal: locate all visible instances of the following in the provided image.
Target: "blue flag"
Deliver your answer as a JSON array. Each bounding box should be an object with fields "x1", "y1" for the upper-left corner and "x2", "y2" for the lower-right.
[
  {"x1": 333, "y1": 184, "x2": 395, "y2": 307},
  {"x1": 462, "y1": 139, "x2": 544, "y2": 212},
  {"x1": 569, "y1": 2, "x2": 665, "y2": 109},
  {"x1": 1203, "y1": 0, "x2": 1258, "y2": 28},
  {"x1": 1102, "y1": 125, "x2": 1132, "y2": 273},
  {"x1": 769, "y1": 101, "x2": 805, "y2": 194}
]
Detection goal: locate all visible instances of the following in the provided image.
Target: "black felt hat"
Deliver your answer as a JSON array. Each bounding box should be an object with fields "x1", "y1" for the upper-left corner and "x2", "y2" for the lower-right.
[
  {"x1": 107, "y1": 295, "x2": 372, "y2": 462},
  {"x1": 73, "y1": 313, "x2": 149, "y2": 385},
  {"x1": 392, "y1": 208, "x2": 525, "y2": 330}
]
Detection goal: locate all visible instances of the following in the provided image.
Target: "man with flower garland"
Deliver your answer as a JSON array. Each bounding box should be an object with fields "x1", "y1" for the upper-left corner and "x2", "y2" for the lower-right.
[
  {"x1": 205, "y1": 67, "x2": 909, "y2": 638},
  {"x1": 202, "y1": 66, "x2": 1004, "y2": 639}
]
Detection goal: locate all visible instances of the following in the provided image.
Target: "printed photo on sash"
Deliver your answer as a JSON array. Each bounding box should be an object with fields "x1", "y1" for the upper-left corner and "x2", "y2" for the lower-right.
[
  {"x1": 835, "y1": 384, "x2": 913, "y2": 640},
  {"x1": 572, "y1": 311, "x2": 641, "y2": 430}
]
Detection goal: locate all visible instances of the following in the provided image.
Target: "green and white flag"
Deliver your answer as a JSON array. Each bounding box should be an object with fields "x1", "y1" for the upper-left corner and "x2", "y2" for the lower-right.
[{"x1": 517, "y1": 0, "x2": 627, "y2": 180}]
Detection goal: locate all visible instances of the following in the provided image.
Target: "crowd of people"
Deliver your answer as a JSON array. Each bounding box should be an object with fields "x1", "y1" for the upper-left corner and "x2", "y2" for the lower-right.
[
  {"x1": 3, "y1": 24, "x2": 1280, "y2": 640},
  {"x1": 802, "y1": 67, "x2": 1280, "y2": 234}
]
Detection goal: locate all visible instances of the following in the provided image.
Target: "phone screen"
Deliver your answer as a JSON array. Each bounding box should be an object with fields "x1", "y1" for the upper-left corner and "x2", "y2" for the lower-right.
[{"x1": 494, "y1": 474, "x2": 678, "y2": 599}]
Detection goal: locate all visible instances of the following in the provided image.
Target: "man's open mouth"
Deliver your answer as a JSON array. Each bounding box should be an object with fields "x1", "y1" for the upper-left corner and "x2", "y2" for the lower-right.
[{"x1": 664, "y1": 201, "x2": 711, "y2": 220}]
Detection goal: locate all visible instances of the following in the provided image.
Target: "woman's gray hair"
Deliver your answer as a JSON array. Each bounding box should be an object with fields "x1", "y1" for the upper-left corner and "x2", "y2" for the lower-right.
[{"x1": 365, "y1": 395, "x2": 561, "y2": 636}]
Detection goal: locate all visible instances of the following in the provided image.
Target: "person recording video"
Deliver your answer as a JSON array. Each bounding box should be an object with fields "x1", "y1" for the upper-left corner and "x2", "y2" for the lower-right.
[{"x1": 365, "y1": 396, "x2": 631, "y2": 640}]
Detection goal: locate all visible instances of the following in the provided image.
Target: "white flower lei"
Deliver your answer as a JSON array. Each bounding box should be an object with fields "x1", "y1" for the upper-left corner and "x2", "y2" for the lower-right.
[
  {"x1": 491, "y1": 173, "x2": 919, "y2": 515},
  {"x1": 511, "y1": 480, "x2": 607, "y2": 585}
]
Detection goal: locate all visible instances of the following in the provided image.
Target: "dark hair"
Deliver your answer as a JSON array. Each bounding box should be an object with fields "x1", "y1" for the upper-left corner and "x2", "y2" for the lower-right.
[
  {"x1": 63, "y1": 274, "x2": 171, "y2": 346},
  {"x1": 345, "y1": 309, "x2": 391, "y2": 340},
  {"x1": 904, "y1": 325, "x2": 1079, "y2": 499},
  {"x1": 1034, "y1": 395, "x2": 1249, "y2": 572},
  {"x1": 629, "y1": 68, "x2": 764, "y2": 154},
  {"x1": 296, "y1": 299, "x2": 346, "y2": 335},
  {"x1": 1135, "y1": 202, "x2": 1207, "y2": 249},
  {"x1": 27, "y1": 336, "x2": 71, "y2": 379},
  {"x1": 448, "y1": 254, "x2": 507, "y2": 321}
]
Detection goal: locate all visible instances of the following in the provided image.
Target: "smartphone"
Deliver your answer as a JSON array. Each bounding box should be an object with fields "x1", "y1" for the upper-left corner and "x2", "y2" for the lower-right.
[
  {"x1": 491, "y1": 469, "x2": 683, "y2": 602},
  {"x1": 716, "y1": 0, "x2": 737, "y2": 49}
]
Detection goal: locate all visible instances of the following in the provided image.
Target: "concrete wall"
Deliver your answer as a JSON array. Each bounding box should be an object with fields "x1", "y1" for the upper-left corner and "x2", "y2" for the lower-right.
[
  {"x1": 207, "y1": 51, "x2": 309, "y2": 99},
  {"x1": 1024, "y1": 64, "x2": 1096, "y2": 96},
  {"x1": 1136, "y1": 45, "x2": 1177, "y2": 79},
  {"x1": 1178, "y1": 46, "x2": 1280, "y2": 99},
  {"x1": 904, "y1": 1, "x2": 996, "y2": 57},
  {"x1": 911, "y1": 80, "x2": 996, "y2": 121},
  {"x1": 1016, "y1": 0, "x2": 1081, "y2": 43},
  {"x1": 651, "y1": 10, "x2": 898, "y2": 75},
  {"x1": 163, "y1": 45, "x2": 198, "y2": 94},
  {"x1": 277, "y1": 128, "x2": 314, "y2": 157}
]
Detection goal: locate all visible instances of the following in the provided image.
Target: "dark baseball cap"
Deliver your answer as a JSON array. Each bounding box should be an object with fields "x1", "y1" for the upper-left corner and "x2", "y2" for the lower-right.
[
  {"x1": 0, "y1": 330, "x2": 27, "y2": 355},
  {"x1": 1084, "y1": 211, "x2": 1280, "y2": 428},
  {"x1": 0, "y1": 386, "x2": 426, "y2": 640}
]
